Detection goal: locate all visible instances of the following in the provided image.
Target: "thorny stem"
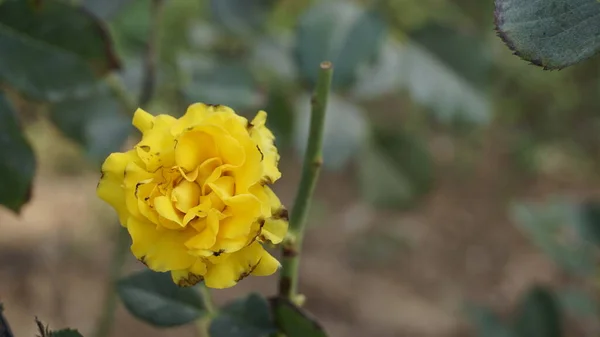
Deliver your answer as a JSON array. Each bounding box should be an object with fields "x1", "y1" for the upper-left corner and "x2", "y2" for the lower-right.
[
  {"x1": 278, "y1": 62, "x2": 333, "y2": 300},
  {"x1": 92, "y1": 1, "x2": 166, "y2": 337}
]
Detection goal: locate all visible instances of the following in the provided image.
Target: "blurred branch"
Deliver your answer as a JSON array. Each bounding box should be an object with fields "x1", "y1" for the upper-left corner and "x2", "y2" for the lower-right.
[
  {"x1": 0, "y1": 303, "x2": 14, "y2": 337},
  {"x1": 138, "y1": 0, "x2": 166, "y2": 108},
  {"x1": 278, "y1": 62, "x2": 333, "y2": 301},
  {"x1": 195, "y1": 284, "x2": 216, "y2": 337},
  {"x1": 92, "y1": 227, "x2": 130, "y2": 337}
]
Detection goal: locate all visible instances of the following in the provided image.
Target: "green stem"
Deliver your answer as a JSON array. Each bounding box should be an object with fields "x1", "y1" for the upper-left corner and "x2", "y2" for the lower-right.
[
  {"x1": 195, "y1": 284, "x2": 216, "y2": 337},
  {"x1": 92, "y1": 227, "x2": 130, "y2": 337},
  {"x1": 278, "y1": 61, "x2": 333, "y2": 300}
]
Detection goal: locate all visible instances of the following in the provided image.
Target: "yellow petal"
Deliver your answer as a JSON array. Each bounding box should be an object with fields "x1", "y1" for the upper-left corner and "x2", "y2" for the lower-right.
[
  {"x1": 132, "y1": 108, "x2": 154, "y2": 133},
  {"x1": 154, "y1": 195, "x2": 184, "y2": 226},
  {"x1": 97, "y1": 152, "x2": 137, "y2": 226},
  {"x1": 128, "y1": 217, "x2": 196, "y2": 272},
  {"x1": 218, "y1": 194, "x2": 263, "y2": 238},
  {"x1": 203, "y1": 242, "x2": 279, "y2": 289},
  {"x1": 175, "y1": 130, "x2": 217, "y2": 172},
  {"x1": 208, "y1": 176, "x2": 235, "y2": 201},
  {"x1": 172, "y1": 180, "x2": 201, "y2": 213},
  {"x1": 261, "y1": 218, "x2": 288, "y2": 244},
  {"x1": 171, "y1": 258, "x2": 207, "y2": 287},
  {"x1": 185, "y1": 210, "x2": 219, "y2": 250},
  {"x1": 250, "y1": 111, "x2": 281, "y2": 184},
  {"x1": 171, "y1": 103, "x2": 211, "y2": 135}
]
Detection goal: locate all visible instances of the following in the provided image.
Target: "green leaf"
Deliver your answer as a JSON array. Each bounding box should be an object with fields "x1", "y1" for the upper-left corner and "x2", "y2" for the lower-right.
[
  {"x1": 510, "y1": 200, "x2": 595, "y2": 276},
  {"x1": 351, "y1": 38, "x2": 402, "y2": 99},
  {"x1": 294, "y1": 94, "x2": 367, "y2": 170},
  {"x1": 513, "y1": 286, "x2": 562, "y2": 337},
  {"x1": 466, "y1": 304, "x2": 516, "y2": 337},
  {"x1": 272, "y1": 297, "x2": 328, "y2": 337},
  {"x1": 296, "y1": 1, "x2": 387, "y2": 89},
  {"x1": 399, "y1": 27, "x2": 491, "y2": 126},
  {"x1": 358, "y1": 129, "x2": 433, "y2": 209},
  {"x1": 494, "y1": 0, "x2": 600, "y2": 69},
  {"x1": 0, "y1": 0, "x2": 120, "y2": 101},
  {"x1": 117, "y1": 270, "x2": 207, "y2": 327},
  {"x1": 209, "y1": 0, "x2": 275, "y2": 37},
  {"x1": 50, "y1": 329, "x2": 84, "y2": 337},
  {"x1": 557, "y1": 287, "x2": 599, "y2": 319},
  {"x1": 83, "y1": 0, "x2": 134, "y2": 20},
  {"x1": 179, "y1": 57, "x2": 261, "y2": 111},
  {"x1": 576, "y1": 200, "x2": 600, "y2": 247},
  {"x1": 0, "y1": 91, "x2": 36, "y2": 213},
  {"x1": 49, "y1": 83, "x2": 132, "y2": 165},
  {"x1": 209, "y1": 293, "x2": 276, "y2": 337}
]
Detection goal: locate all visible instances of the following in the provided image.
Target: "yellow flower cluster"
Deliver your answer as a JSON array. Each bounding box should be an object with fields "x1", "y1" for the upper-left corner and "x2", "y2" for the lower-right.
[{"x1": 97, "y1": 103, "x2": 288, "y2": 289}]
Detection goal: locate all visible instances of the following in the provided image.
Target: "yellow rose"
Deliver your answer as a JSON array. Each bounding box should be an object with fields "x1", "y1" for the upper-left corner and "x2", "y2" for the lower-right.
[{"x1": 97, "y1": 103, "x2": 289, "y2": 289}]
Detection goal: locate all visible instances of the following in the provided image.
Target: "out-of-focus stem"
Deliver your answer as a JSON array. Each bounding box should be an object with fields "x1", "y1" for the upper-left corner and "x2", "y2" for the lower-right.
[{"x1": 278, "y1": 61, "x2": 333, "y2": 300}]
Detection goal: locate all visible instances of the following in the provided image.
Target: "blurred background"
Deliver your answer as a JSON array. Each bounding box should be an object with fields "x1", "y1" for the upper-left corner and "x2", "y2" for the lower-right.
[{"x1": 2, "y1": 0, "x2": 600, "y2": 336}]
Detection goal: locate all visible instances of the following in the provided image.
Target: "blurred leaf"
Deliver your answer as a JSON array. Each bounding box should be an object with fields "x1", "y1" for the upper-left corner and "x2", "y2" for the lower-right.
[
  {"x1": 209, "y1": 0, "x2": 274, "y2": 38},
  {"x1": 117, "y1": 270, "x2": 207, "y2": 327},
  {"x1": 49, "y1": 83, "x2": 132, "y2": 165},
  {"x1": 510, "y1": 200, "x2": 595, "y2": 276},
  {"x1": 0, "y1": 0, "x2": 120, "y2": 101},
  {"x1": 466, "y1": 304, "x2": 516, "y2": 337},
  {"x1": 83, "y1": 0, "x2": 134, "y2": 21},
  {"x1": 513, "y1": 286, "x2": 562, "y2": 337},
  {"x1": 180, "y1": 57, "x2": 262, "y2": 111},
  {"x1": 0, "y1": 91, "x2": 36, "y2": 213},
  {"x1": 109, "y1": 0, "x2": 150, "y2": 55},
  {"x1": 209, "y1": 293, "x2": 276, "y2": 337},
  {"x1": 272, "y1": 297, "x2": 328, "y2": 337},
  {"x1": 296, "y1": 1, "x2": 387, "y2": 89},
  {"x1": 294, "y1": 94, "x2": 367, "y2": 170},
  {"x1": 50, "y1": 329, "x2": 84, "y2": 337},
  {"x1": 557, "y1": 287, "x2": 599, "y2": 319},
  {"x1": 351, "y1": 38, "x2": 402, "y2": 100},
  {"x1": 494, "y1": 0, "x2": 600, "y2": 69},
  {"x1": 398, "y1": 36, "x2": 491, "y2": 126},
  {"x1": 251, "y1": 35, "x2": 297, "y2": 83},
  {"x1": 576, "y1": 200, "x2": 600, "y2": 247},
  {"x1": 265, "y1": 88, "x2": 294, "y2": 148},
  {"x1": 358, "y1": 129, "x2": 433, "y2": 209}
]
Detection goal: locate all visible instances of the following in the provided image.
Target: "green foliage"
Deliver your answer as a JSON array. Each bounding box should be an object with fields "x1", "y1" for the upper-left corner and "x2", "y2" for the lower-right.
[
  {"x1": 272, "y1": 297, "x2": 328, "y2": 337},
  {"x1": 510, "y1": 199, "x2": 595, "y2": 276},
  {"x1": 296, "y1": 1, "x2": 387, "y2": 89},
  {"x1": 577, "y1": 200, "x2": 600, "y2": 247},
  {"x1": 50, "y1": 329, "x2": 84, "y2": 337},
  {"x1": 494, "y1": 0, "x2": 600, "y2": 69},
  {"x1": 0, "y1": 91, "x2": 35, "y2": 213},
  {"x1": 209, "y1": 0, "x2": 274, "y2": 38},
  {"x1": 0, "y1": 0, "x2": 119, "y2": 100},
  {"x1": 209, "y1": 293, "x2": 277, "y2": 337},
  {"x1": 116, "y1": 270, "x2": 208, "y2": 327},
  {"x1": 358, "y1": 128, "x2": 433, "y2": 209},
  {"x1": 49, "y1": 84, "x2": 132, "y2": 165},
  {"x1": 469, "y1": 286, "x2": 563, "y2": 337},
  {"x1": 83, "y1": 0, "x2": 134, "y2": 21}
]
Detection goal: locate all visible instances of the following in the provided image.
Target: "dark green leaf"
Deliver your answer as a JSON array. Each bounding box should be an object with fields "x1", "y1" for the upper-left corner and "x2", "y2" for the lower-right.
[
  {"x1": 400, "y1": 27, "x2": 491, "y2": 125},
  {"x1": 511, "y1": 200, "x2": 595, "y2": 276},
  {"x1": 576, "y1": 200, "x2": 600, "y2": 246},
  {"x1": 296, "y1": 2, "x2": 387, "y2": 89},
  {"x1": 513, "y1": 286, "x2": 562, "y2": 337},
  {"x1": 0, "y1": 91, "x2": 36, "y2": 213},
  {"x1": 358, "y1": 129, "x2": 433, "y2": 209},
  {"x1": 209, "y1": 0, "x2": 275, "y2": 37},
  {"x1": 209, "y1": 293, "x2": 276, "y2": 337},
  {"x1": 117, "y1": 270, "x2": 207, "y2": 327},
  {"x1": 466, "y1": 304, "x2": 516, "y2": 337},
  {"x1": 49, "y1": 83, "x2": 132, "y2": 165},
  {"x1": 494, "y1": 0, "x2": 600, "y2": 69},
  {"x1": 83, "y1": 0, "x2": 134, "y2": 20},
  {"x1": 272, "y1": 297, "x2": 328, "y2": 337},
  {"x1": 0, "y1": 0, "x2": 120, "y2": 100},
  {"x1": 50, "y1": 329, "x2": 84, "y2": 337},
  {"x1": 181, "y1": 58, "x2": 261, "y2": 111},
  {"x1": 294, "y1": 94, "x2": 367, "y2": 170}
]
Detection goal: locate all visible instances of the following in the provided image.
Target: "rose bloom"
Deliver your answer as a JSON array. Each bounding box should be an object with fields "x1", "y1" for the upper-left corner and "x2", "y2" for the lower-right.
[{"x1": 97, "y1": 103, "x2": 288, "y2": 289}]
